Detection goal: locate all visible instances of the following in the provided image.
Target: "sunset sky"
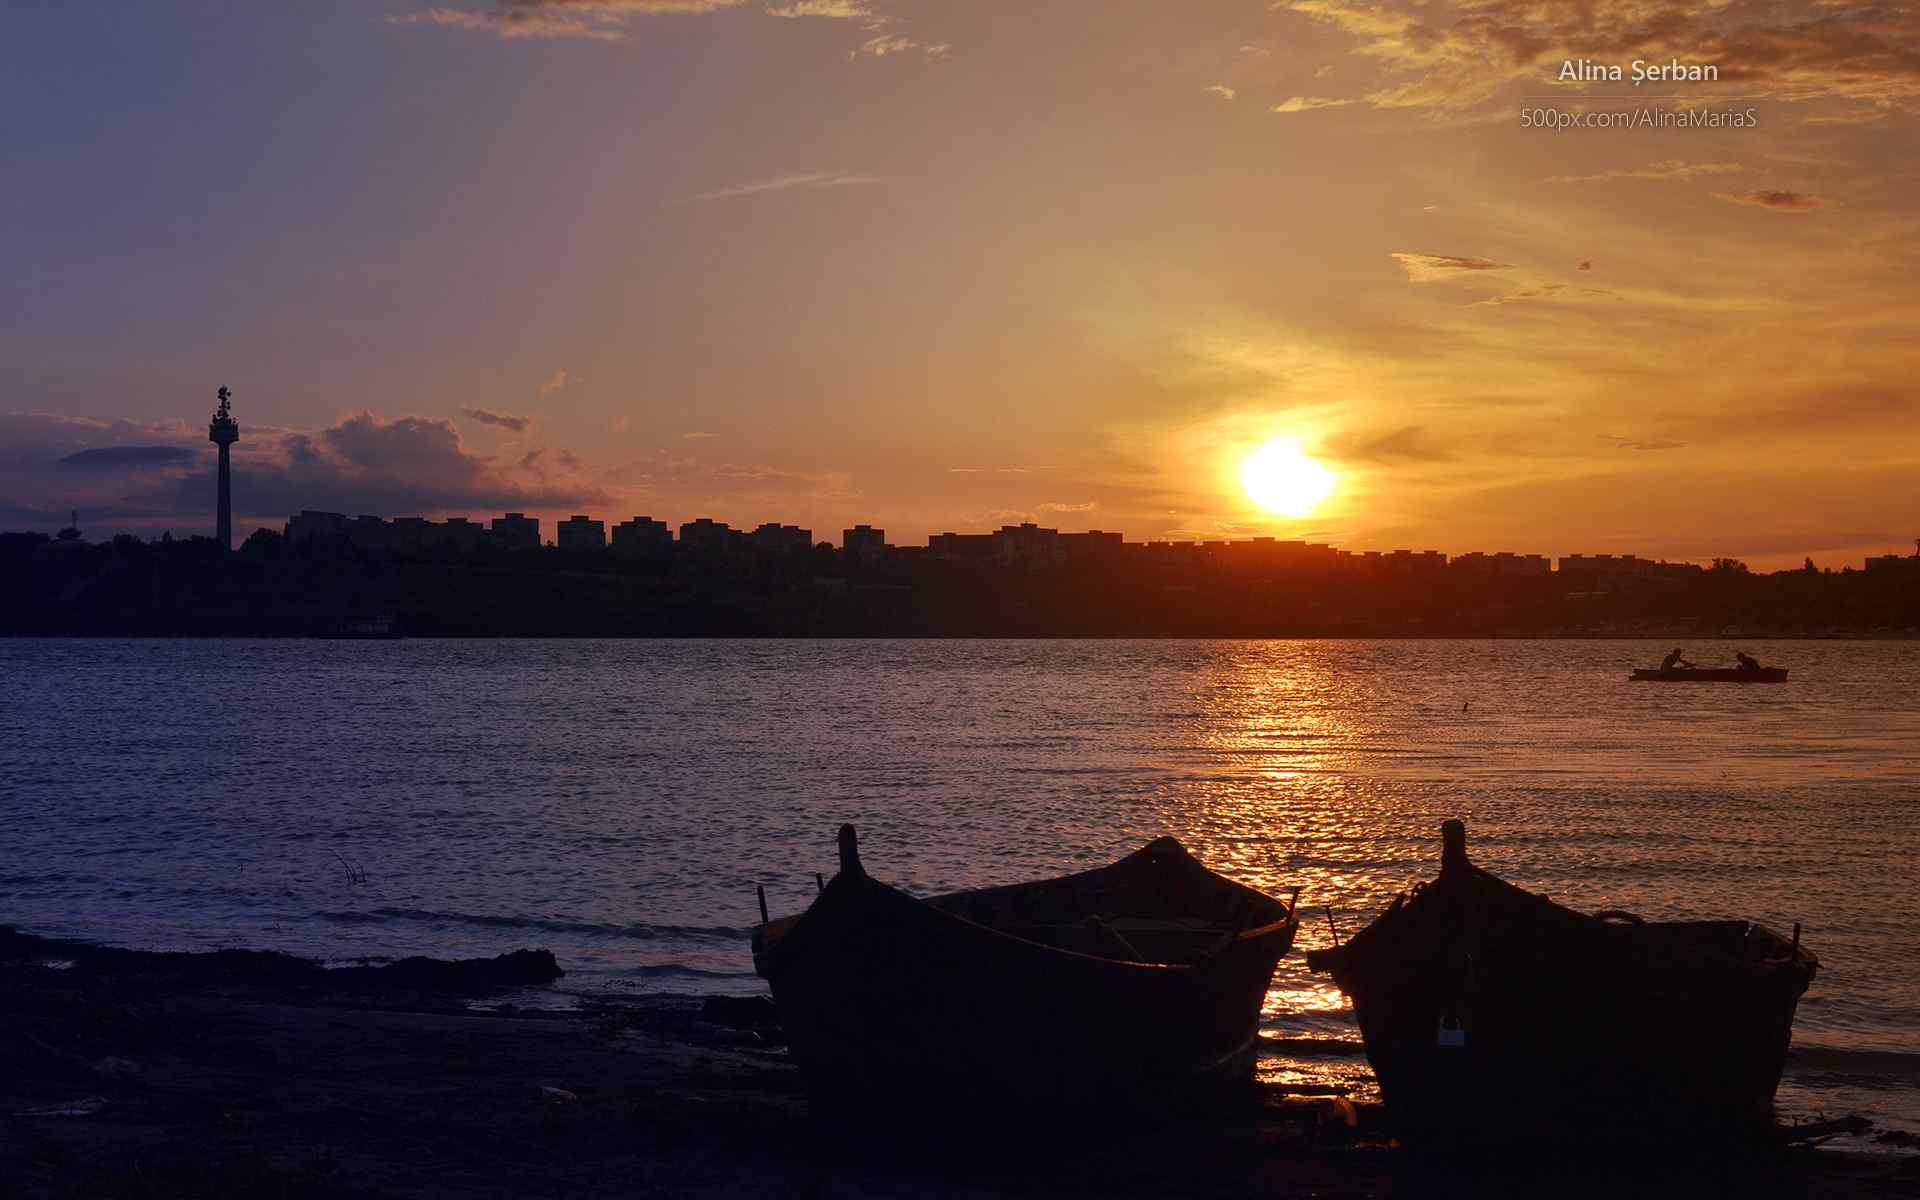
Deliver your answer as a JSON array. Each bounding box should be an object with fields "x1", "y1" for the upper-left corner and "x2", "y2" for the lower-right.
[{"x1": 4, "y1": 1, "x2": 1916, "y2": 568}]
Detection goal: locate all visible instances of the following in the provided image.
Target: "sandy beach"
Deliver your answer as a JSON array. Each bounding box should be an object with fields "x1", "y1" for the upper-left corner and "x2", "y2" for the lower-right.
[{"x1": 3, "y1": 928, "x2": 1914, "y2": 1200}]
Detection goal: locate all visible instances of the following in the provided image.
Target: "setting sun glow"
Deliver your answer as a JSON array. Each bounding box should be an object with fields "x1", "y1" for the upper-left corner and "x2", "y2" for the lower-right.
[{"x1": 1241, "y1": 439, "x2": 1337, "y2": 519}]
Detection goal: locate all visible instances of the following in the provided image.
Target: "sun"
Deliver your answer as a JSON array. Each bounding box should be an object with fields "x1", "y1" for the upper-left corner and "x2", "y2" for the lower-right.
[{"x1": 1241, "y1": 438, "x2": 1336, "y2": 518}]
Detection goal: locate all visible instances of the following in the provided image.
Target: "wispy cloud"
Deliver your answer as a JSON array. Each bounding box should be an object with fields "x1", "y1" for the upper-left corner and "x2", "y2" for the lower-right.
[
  {"x1": 1803, "y1": 106, "x2": 1893, "y2": 125},
  {"x1": 1036, "y1": 500, "x2": 1097, "y2": 513},
  {"x1": 1271, "y1": 0, "x2": 1920, "y2": 112},
  {"x1": 850, "y1": 33, "x2": 946, "y2": 59},
  {"x1": 685, "y1": 170, "x2": 875, "y2": 202},
  {"x1": 385, "y1": 1, "x2": 748, "y2": 42},
  {"x1": 1474, "y1": 284, "x2": 1569, "y2": 307},
  {"x1": 1203, "y1": 84, "x2": 1237, "y2": 100},
  {"x1": 1545, "y1": 160, "x2": 1747, "y2": 185},
  {"x1": 765, "y1": 0, "x2": 869, "y2": 15},
  {"x1": 385, "y1": 7, "x2": 627, "y2": 41},
  {"x1": 1712, "y1": 189, "x2": 1829, "y2": 212},
  {"x1": 56, "y1": 445, "x2": 199, "y2": 470},
  {"x1": 539, "y1": 369, "x2": 575, "y2": 396},
  {"x1": 460, "y1": 407, "x2": 533, "y2": 432},
  {"x1": 1390, "y1": 252, "x2": 1510, "y2": 282},
  {"x1": 1324, "y1": 426, "x2": 1453, "y2": 464},
  {"x1": 1609, "y1": 437, "x2": 1689, "y2": 452},
  {"x1": 1270, "y1": 96, "x2": 1352, "y2": 113}
]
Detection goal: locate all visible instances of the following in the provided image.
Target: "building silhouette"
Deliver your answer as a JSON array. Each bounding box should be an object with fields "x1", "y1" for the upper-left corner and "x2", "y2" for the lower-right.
[
  {"x1": 612, "y1": 516, "x2": 672, "y2": 555},
  {"x1": 843, "y1": 524, "x2": 887, "y2": 566},
  {"x1": 491, "y1": 513, "x2": 539, "y2": 551},
  {"x1": 750, "y1": 523, "x2": 812, "y2": 555},
  {"x1": 678, "y1": 518, "x2": 737, "y2": 553},
  {"x1": 208, "y1": 387, "x2": 239, "y2": 551},
  {"x1": 556, "y1": 515, "x2": 606, "y2": 550}
]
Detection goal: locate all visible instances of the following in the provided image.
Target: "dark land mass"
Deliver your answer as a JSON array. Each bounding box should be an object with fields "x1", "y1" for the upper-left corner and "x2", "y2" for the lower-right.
[
  {"x1": 3, "y1": 529, "x2": 1917, "y2": 638},
  {"x1": 3, "y1": 928, "x2": 1915, "y2": 1199}
]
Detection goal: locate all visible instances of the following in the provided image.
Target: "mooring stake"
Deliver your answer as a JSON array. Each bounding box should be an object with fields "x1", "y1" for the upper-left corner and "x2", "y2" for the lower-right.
[{"x1": 756, "y1": 884, "x2": 769, "y2": 924}]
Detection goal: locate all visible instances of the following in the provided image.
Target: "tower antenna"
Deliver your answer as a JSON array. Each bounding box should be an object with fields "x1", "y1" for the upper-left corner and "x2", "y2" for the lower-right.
[{"x1": 208, "y1": 385, "x2": 240, "y2": 551}]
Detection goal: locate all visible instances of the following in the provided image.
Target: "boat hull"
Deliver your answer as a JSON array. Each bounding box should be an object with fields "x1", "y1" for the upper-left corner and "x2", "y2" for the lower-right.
[
  {"x1": 1630, "y1": 667, "x2": 1787, "y2": 682},
  {"x1": 1308, "y1": 824, "x2": 1816, "y2": 1144},
  {"x1": 755, "y1": 834, "x2": 1297, "y2": 1124}
]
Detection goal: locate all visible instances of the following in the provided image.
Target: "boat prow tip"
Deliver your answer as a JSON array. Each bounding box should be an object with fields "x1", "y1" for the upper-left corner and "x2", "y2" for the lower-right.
[{"x1": 838, "y1": 823, "x2": 864, "y2": 877}]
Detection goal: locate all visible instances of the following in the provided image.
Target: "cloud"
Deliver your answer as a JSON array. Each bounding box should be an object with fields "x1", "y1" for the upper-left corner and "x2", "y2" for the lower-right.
[
  {"x1": 765, "y1": 0, "x2": 869, "y2": 14},
  {"x1": 1578, "y1": 259, "x2": 1592, "y2": 271},
  {"x1": 680, "y1": 431, "x2": 717, "y2": 439},
  {"x1": 538, "y1": 369, "x2": 574, "y2": 395},
  {"x1": 850, "y1": 33, "x2": 945, "y2": 59},
  {"x1": 1270, "y1": 96, "x2": 1353, "y2": 113},
  {"x1": 1474, "y1": 283, "x2": 1569, "y2": 306},
  {"x1": 1711, "y1": 189, "x2": 1829, "y2": 212},
  {"x1": 1390, "y1": 252, "x2": 1511, "y2": 282},
  {"x1": 1203, "y1": 84, "x2": 1237, "y2": 100},
  {"x1": 385, "y1": 8, "x2": 623, "y2": 41},
  {"x1": 1611, "y1": 437, "x2": 1689, "y2": 451},
  {"x1": 685, "y1": 170, "x2": 876, "y2": 202},
  {"x1": 1270, "y1": 0, "x2": 1920, "y2": 112},
  {"x1": 1, "y1": 410, "x2": 606, "y2": 536},
  {"x1": 605, "y1": 449, "x2": 854, "y2": 502},
  {"x1": 1544, "y1": 160, "x2": 1747, "y2": 185},
  {"x1": 1240, "y1": 45, "x2": 1272, "y2": 57},
  {"x1": 1324, "y1": 426, "x2": 1453, "y2": 464},
  {"x1": 1803, "y1": 106, "x2": 1893, "y2": 125},
  {"x1": 460, "y1": 407, "x2": 533, "y2": 432},
  {"x1": 1036, "y1": 500, "x2": 1098, "y2": 513},
  {"x1": 58, "y1": 446, "x2": 197, "y2": 469},
  {"x1": 385, "y1": 0, "x2": 746, "y2": 42}
]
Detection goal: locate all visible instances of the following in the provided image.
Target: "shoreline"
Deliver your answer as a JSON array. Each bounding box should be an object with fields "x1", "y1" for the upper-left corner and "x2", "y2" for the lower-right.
[
  {"x1": 5, "y1": 928, "x2": 1914, "y2": 1198},
  {"x1": 6, "y1": 633, "x2": 1919, "y2": 642}
]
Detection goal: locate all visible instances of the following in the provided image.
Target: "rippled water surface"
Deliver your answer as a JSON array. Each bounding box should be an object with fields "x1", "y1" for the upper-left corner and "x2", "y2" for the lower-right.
[{"x1": 4, "y1": 639, "x2": 1917, "y2": 1133}]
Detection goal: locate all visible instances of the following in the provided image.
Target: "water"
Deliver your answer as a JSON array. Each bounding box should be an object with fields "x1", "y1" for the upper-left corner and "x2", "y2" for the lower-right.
[{"x1": 3, "y1": 639, "x2": 1917, "y2": 1137}]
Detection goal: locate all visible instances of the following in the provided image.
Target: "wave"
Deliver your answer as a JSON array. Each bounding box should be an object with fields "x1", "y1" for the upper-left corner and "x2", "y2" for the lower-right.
[
  {"x1": 1258, "y1": 1035, "x2": 1367, "y2": 1058},
  {"x1": 1789, "y1": 1045, "x2": 1920, "y2": 1080},
  {"x1": 312, "y1": 908, "x2": 749, "y2": 942},
  {"x1": 617, "y1": 963, "x2": 758, "y2": 980}
]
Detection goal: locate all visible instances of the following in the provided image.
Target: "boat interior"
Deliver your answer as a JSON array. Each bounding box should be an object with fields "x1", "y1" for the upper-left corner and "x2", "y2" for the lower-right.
[{"x1": 925, "y1": 839, "x2": 1292, "y2": 965}]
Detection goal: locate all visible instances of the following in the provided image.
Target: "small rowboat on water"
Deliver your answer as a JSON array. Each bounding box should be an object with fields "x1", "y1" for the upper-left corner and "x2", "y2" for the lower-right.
[
  {"x1": 752, "y1": 826, "x2": 1299, "y2": 1124},
  {"x1": 1307, "y1": 821, "x2": 1817, "y2": 1143},
  {"x1": 1631, "y1": 666, "x2": 1788, "y2": 682}
]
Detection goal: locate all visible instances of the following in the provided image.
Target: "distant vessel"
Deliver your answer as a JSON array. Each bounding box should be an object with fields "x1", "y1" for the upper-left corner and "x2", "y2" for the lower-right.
[
  {"x1": 1308, "y1": 821, "x2": 1817, "y2": 1143},
  {"x1": 752, "y1": 825, "x2": 1299, "y2": 1125},
  {"x1": 1630, "y1": 666, "x2": 1787, "y2": 682}
]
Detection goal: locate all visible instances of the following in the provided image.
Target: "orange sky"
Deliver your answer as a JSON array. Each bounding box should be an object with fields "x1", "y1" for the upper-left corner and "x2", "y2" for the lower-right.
[{"x1": 3, "y1": 2, "x2": 1916, "y2": 569}]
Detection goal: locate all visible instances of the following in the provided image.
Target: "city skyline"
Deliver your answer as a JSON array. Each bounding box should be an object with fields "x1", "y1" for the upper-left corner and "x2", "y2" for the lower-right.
[{"x1": 4, "y1": 4, "x2": 1917, "y2": 571}]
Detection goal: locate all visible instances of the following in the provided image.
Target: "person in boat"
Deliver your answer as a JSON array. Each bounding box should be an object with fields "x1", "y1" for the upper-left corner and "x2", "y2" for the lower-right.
[
  {"x1": 1735, "y1": 651, "x2": 1762, "y2": 672},
  {"x1": 1660, "y1": 648, "x2": 1695, "y2": 672}
]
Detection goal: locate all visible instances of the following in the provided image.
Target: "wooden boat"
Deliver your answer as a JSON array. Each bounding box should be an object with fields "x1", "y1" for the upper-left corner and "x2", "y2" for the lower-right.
[
  {"x1": 752, "y1": 826, "x2": 1299, "y2": 1125},
  {"x1": 1306, "y1": 821, "x2": 1817, "y2": 1143},
  {"x1": 1630, "y1": 666, "x2": 1787, "y2": 682}
]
